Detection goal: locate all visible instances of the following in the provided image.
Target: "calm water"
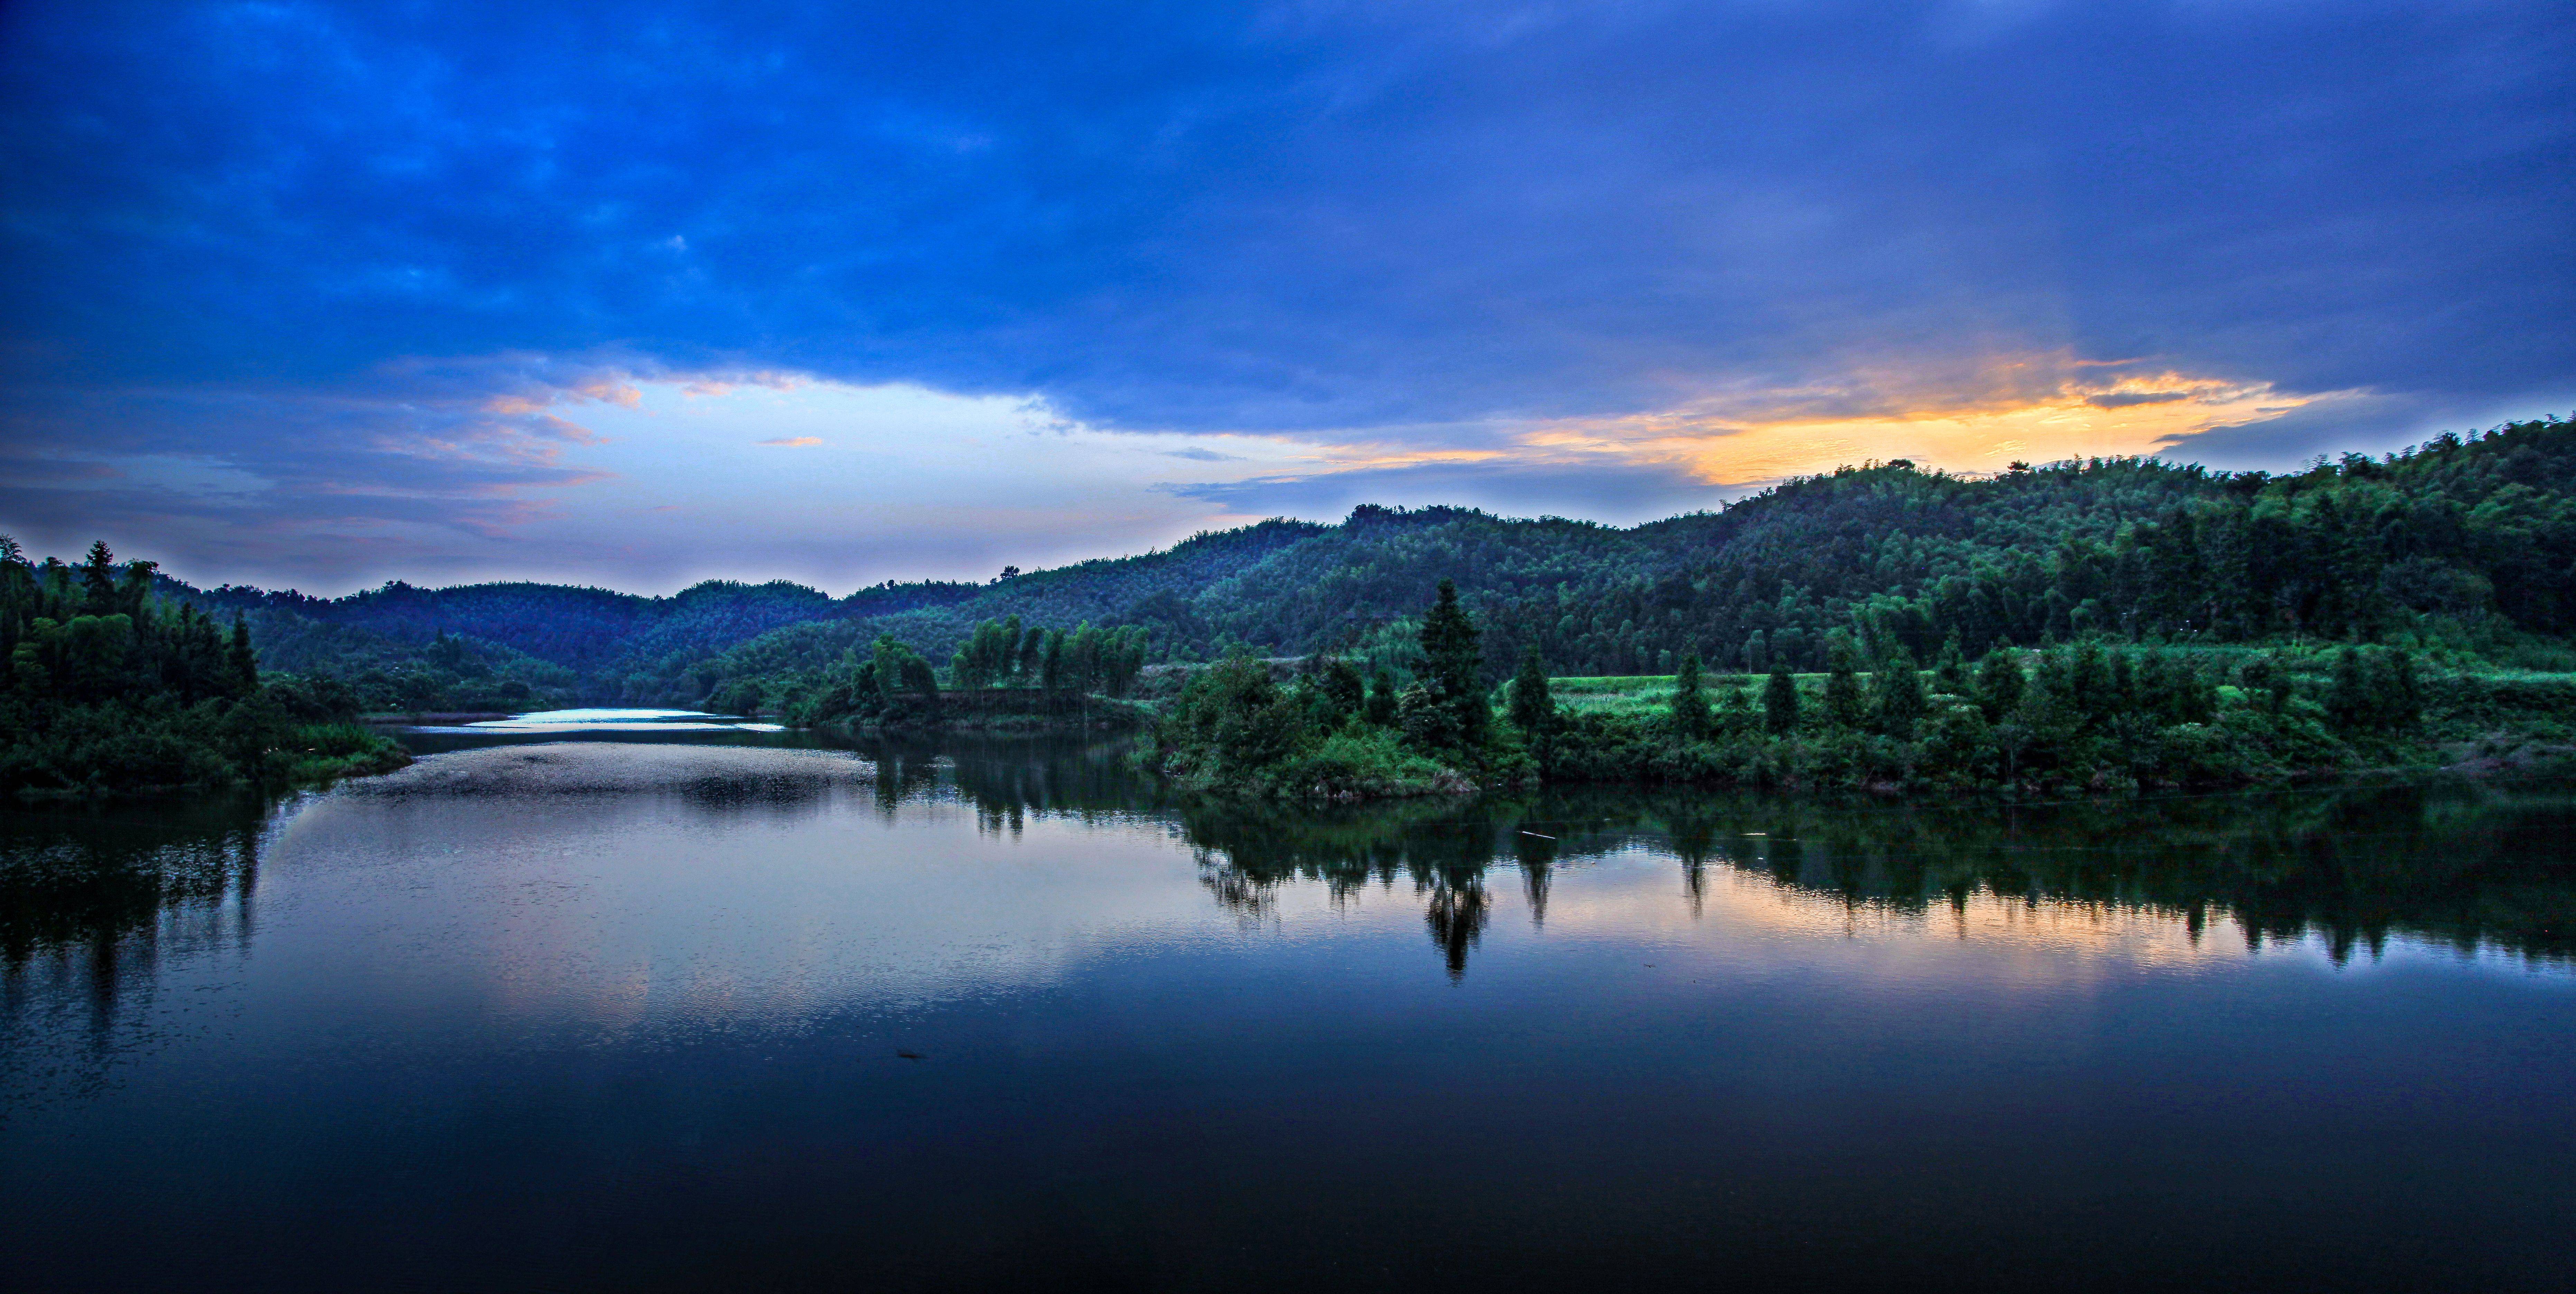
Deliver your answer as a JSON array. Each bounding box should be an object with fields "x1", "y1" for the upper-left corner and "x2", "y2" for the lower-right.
[{"x1": 4, "y1": 714, "x2": 2572, "y2": 1292}]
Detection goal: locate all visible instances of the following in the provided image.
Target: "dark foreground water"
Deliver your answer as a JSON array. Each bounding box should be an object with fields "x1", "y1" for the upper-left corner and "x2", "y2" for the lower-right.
[{"x1": 4, "y1": 716, "x2": 2573, "y2": 1293}]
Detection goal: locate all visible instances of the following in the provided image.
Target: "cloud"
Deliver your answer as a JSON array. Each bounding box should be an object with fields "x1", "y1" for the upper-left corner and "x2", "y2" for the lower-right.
[
  {"x1": 757, "y1": 436, "x2": 823, "y2": 447},
  {"x1": 0, "y1": 0, "x2": 2568, "y2": 588}
]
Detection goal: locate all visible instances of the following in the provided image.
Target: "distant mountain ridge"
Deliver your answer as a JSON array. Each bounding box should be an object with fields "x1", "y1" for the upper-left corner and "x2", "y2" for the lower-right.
[{"x1": 93, "y1": 415, "x2": 2576, "y2": 711}]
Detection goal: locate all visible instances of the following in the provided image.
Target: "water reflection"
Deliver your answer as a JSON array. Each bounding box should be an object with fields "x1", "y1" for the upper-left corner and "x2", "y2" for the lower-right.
[
  {"x1": 0, "y1": 795, "x2": 278, "y2": 1109},
  {"x1": 8, "y1": 734, "x2": 2573, "y2": 993},
  {"x1": 4, "y1": 734, "x2": 2573, "y2": 1290},
  {"x1": 937, "y1": 731, "x2": 2576, "y2": 974}
]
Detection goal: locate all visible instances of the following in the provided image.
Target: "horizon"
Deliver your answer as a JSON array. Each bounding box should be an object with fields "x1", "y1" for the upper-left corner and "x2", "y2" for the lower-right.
[
  {"x1": 4, "y1": 1, "x2": 2569, "y2": 594},
  {"x1": 15, "y1": 432, "x2": 2541, "y2": 602}
]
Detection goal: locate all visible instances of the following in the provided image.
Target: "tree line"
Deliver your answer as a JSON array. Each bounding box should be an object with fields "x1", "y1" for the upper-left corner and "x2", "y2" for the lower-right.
[
  {"x1": 1, "y1": 539, "x2": 408, "y2": 796},
  {"x1": 1153, "y1": 573, "x2": 2486, "y2": 799},
  {"x1": 746, "y1": 618, "x2": 1154, "y2": 725},
  {"x1": 65, "y1": 414, "x2": 2575, "y2": 711}
]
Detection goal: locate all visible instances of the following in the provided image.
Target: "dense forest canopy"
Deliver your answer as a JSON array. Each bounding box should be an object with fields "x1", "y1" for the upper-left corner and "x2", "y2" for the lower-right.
[
  {"x1": 0, "y1": 540, "x2": 408, "y2": 795},
  {"x1": 31, "y1": 415, "x2": 2575, "y2": 714}
]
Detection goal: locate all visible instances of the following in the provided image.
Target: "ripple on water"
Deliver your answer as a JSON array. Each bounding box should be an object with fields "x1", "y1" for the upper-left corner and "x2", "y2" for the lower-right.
[{"x1": 344, "y1": 742, "x2": 874, "y2": 796}]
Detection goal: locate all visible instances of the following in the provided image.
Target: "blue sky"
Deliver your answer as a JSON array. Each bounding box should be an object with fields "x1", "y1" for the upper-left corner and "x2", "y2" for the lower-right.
[{"x1": 2, "y1": 0, "x2": 2569, "y2": 593}]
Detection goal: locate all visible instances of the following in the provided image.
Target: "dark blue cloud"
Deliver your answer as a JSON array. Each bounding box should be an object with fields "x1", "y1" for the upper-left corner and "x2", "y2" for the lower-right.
[{"x1": 2, "y1": 0, "x2": 2570, "y2": 573}]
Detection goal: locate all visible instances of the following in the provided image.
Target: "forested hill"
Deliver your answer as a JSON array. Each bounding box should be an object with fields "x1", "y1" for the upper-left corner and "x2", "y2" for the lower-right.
[{"x1": 85, "y1": 414, "x2": 2576, "y2": 711}]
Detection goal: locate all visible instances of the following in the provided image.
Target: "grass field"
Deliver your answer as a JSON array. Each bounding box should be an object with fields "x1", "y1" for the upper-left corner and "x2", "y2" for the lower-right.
[
  {"x1": 1546, "y1": 673, "x2": 1793, "y2": 717},
  {"x1": 1540, "y1": 666, "x2": 2576, "y2": 733}
]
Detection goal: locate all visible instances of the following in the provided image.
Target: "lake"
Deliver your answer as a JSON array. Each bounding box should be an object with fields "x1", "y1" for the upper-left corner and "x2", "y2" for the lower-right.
[{"x1": 4, "y1": 712, "x2": 2572, "y2": 1292}]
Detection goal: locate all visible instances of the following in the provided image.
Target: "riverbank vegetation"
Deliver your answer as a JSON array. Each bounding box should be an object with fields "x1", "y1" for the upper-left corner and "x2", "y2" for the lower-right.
[
  {"x1": 1, "y1": 540, "x2": 410, "y2": 798},
  {"x1": 1146, "y1": 573, "x2": 2576, "y2": 798}
]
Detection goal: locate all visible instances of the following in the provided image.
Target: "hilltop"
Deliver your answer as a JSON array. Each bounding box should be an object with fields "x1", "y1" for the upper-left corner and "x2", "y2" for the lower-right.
[{"x1": 47, "y1": 414, "x2": 2576, "y2": 715}]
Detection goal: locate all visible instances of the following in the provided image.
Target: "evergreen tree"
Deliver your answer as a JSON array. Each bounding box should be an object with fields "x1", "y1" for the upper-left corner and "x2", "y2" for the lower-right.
[
  {"x1": 1743, "y1": 630, "x2": 1767, "y2": 675},
  {"x1": 1933, "y1": 631, "x2": 1968, "y2": 696},
  {"x1": 1508, "y1": 646, "x2": 1558, "y2": 771},
  {"x1": 2134, "y1": 650, "x2": 2177, "y2": 723},
  {"x1": 1870, "y1": 646, "x2": 1927, "y2": 739},
  {"x1": 1670, "y1": 652, "x2": 1709, "y2": 740},
  {"x1": 79, "y1": 540, "x2": 119, "y2": 616},
  {"x1": 1366, "y1": 666, "x2": 1399, "y2": 726},
  {"x1": 1973, "y1": 649, "x2": 2025, "y2": 723},
  {"x1": 1762, "y1": 663, "x2": 1799, "y2": 735},
  {"x1": 227, "y1": 614, "x2": 258, "y2": 694},
  {"x1": 1417, "y1": 579, "x2": 1488, "y2": 748},
  {"x1": 2377, "y1": 646, "x2": 2423, "y2": 731},
  {"x1": 2061, "y1": 640, "x2": 2108, "y2": 726},
  {"x1": 1823, "y1": 631, "x2": 1866, "y2": 729},
  {"x1": 1067, "y1": 623, "x2": 1101, "y2": 691},
  {"x1": 1319, "y1": 656, "x2": 1366, "y2": 720}
]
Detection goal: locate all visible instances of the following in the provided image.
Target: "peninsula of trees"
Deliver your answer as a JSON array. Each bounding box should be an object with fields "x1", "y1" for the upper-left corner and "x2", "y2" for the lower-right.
[{"x1": 1, "y1": 540, "x2": 408, "y2": 797}]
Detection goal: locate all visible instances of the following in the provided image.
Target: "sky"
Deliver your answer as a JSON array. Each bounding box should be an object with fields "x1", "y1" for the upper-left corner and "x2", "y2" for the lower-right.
[{"x1": 1, "y1": 0, "x2": 2569, "y2": 595}]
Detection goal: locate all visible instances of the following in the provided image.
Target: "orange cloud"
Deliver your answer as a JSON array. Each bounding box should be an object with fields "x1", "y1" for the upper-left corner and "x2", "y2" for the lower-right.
[
  {"x1": 757, "y1": 436, "x2": 824, "y2": 447},
  {"x1": 1517, "y1": 358, "x2": 2327, "y2": 485}
]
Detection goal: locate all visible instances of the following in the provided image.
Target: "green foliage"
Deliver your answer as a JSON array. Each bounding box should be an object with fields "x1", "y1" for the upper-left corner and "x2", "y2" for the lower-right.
[
  {"x1": 2326, "y1": 645, "x2": 2424, "y2": 736},
  {"x1": 1318, "y1": 657, "x2": 1368, "y2": 721},
  {"x1": 1973, "y1": 648, "x2": 2026, "y2": 722},
  {"x1": 1933, "y1": 632, "x2": 1969, "y2": 695},
  {"x1": 1414, "y1": 578, "x2": 1489, "y2": 753},
  {"x1": 1149, "y1": 583, "x2": 1523, "y2": 797},
  {"x1": 1366, "y1": 666, "x2": 1399, "y2": 726},
  {"x1": 1763, "y1": 664, "x2": 1800, "y2": 734},
  {"x1": 1868, "y1": 647, "x2": 1927, "y2": 739},
  {"x1": 0, "y1": 538, "x2": 410, "y2": 796},
  {"x1": 1669, "y1": 652, "x2": 1709, "y2": 740},
  {"x1": 76, "y1": 414, "x2": 2576, "y2": 714},
  {"x1": 1508, "y1": 647, "x2": 1560, "y2": 773},
  {"x1": 1823, "y1": 632, "x2": 1866, "y2": 729},
  {"x1": 1533, "y1": 638, "x2": 2495, "y2": 795}
]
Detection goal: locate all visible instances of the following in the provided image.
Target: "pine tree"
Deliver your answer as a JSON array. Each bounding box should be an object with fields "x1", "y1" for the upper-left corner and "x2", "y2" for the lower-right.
[
  {"x1": 1763, "y1": 663, "x2": 1800, "y2": 735},
  {"x1": 1823, "y1": 631, "x2": 1866, "y2": 729},
  {"x1": 1508, "y1": 646, "x2": 1558, "y2": 772},
  {"x1": 1670, "y1": 652, "x2": 1709, "y2": 740},
  {"x1": 226, "y1": 613, "x2": 258, "y2": 695},
  {"x1": 1933, "y1": 631, "x2": 1968, "y2": 696},
  {"x1": 2134, "y1": 650, "x2": 2175, "y2": 723},
  {"x1": 80, "y1": 540, "x2": 119, "y2": 616},
  {"x1": 1366, "y1": 666, "x2": 1399, "y2": 726},
  {"x1": 1417, "y1": 579, "x2": 1487, "y2": 748},
  {"x1": 1973, "y1": 648, "x2": 2025, "y2": 723},
  {"x1": 2067, "y1": 641, "x2": 2111, "y2": 726},
  {"x1": 2377, "y1": 646, "x2": 2422, "y2": 731},
  {"x1": 1320, "y1": 656, "x2": 1367, "y2": 720},
  {"x1": 1870, "y1": 646, "x2": 1926, "y2": 739}
]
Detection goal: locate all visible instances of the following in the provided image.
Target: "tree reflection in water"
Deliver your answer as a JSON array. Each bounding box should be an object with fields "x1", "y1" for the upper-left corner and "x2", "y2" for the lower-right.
[
  {"x1": 9, "y1": 734, "x2": 2574, "y2": 993},
  {"x1": 1, "y1": 794, "x2": 274, "y2": 1107},
  {"x1": 1165, "y1": 773, "x2": 2576, "y2": 976}
]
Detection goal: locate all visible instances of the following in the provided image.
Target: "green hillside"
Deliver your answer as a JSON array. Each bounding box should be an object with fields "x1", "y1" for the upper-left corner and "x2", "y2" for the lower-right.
[{"x1": 38, "y1": 413, "x2": 2576, "y2": 719}]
